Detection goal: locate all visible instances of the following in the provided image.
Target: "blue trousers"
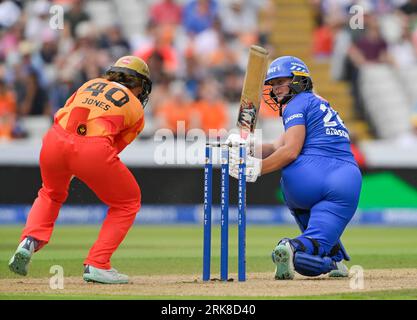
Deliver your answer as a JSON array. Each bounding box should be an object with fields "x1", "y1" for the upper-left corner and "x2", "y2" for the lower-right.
[{"x1": 281, "y1": 155, "x2": 362, "y2": 257}]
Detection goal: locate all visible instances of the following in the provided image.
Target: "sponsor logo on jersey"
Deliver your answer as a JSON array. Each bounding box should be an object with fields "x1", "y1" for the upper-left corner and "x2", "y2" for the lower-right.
[
  {"x1": 77, "y1": 124, "x2": 87, "y2": 136},
  {"x1": 284, "y1": 113, "x2": 304, "y2": 124}
]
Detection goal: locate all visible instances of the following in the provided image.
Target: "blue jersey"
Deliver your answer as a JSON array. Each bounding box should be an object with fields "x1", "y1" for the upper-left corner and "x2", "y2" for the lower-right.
[
  {"x1": 282, "y1": 91, "x2": 356, "y2": 165},
  {"x1": 279, "y1": 91, "x2": 362, "y2": 259}
]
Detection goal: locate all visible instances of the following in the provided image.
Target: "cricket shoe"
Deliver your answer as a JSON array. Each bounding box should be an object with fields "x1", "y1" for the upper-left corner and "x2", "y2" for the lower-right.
[
  {"x1": 8, "y1": 237, "x2": 38, "y2": 276},
  {"x1": 329, "y1": 261, "x2": 349, "y2": 278},
  {"x1": 83, "y1": 265, "x2": 129, "y2": 284},
  {"x1": 271, "y1": 239, "x2": 295, "y2": 280}
]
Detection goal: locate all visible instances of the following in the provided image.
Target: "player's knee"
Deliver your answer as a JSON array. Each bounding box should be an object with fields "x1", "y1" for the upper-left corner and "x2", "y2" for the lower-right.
[
  {"x1": 134, "y1": 186, "x2": 142, "y2": 211},
  {"x1": 132, "y1": 198, "x2": 141, "y2": 214},
  {"x1": 125, "y1": 194, "x2": 141, "y2": 214},
  {"x1": 124, "y1": 183, "x2": 141, "y2": 212},
  {"x1": 39, "y1": 187, "x2": 68, "y2": 204}
]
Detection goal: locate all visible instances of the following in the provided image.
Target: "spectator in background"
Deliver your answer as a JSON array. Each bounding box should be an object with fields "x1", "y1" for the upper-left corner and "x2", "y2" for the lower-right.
[
  {"x1": 148, "y1": 72, "x2": 172, "y2": 115},
  {"x1": 348, "y1": 14, "x2": 391, "y2": 65},
  {"x1": 150, "y1": 0, "x2": 183, "y2": 26},
  {"x1": 0, "y1": 0, "x2": 22, "y2": 30},
  {"x1": 347, "y1": 13, "x2": 393, "y2": 120},
  {"x1": 399, "y1": 0, "x2": 417, "y2": 52},
  {"x1": 398, "y1": 0, "x2": 417, "y2": 18},
  {"x1": 372, "y1": 0, "x2": 402, "y2": 14},
  {"x1": 64, "y1": 0, "x2": 90, "y2": 38},
  {"x1": 25, "y1": 0, "x2": 58, "y2": 43},
  {"x1": 0, "y1": 0, "x2": 273, "y2": 140},
  {"x1": 194, "y1": 17, "x2": 240, "y2": 72},
  {"x1": 20, "y1": 69, "x2": 50, "y2": 116},
  {"x1": 219, "y1": 0, "x2": 258, "y2": 45},
  {"x1": 0, "y1": 21, "x2": 24, "y2": 62},
  {"x1": 37, "y1": 35, "x2": 59, "y2": 66},
  {"x1": 145, "y1": 51, "x2": 166, "y2": 85},
  {"x1": 129, "y1": 20, "x2": 158, "y2": 58},
  {"x1": 183, "y1": 52, "x2": 206, "y2": 100},
  {"x1": 0, "y1": 79, "x2": 16, "y2": 140},
  {"x1": 58, "y1": 21, "x2": 108, "y2": 88},
  {"x1": 192, "y1": 16, "x2": 222, "y2": 64},
  {"x1": 311, "y1": 0, "x2": 353, "y2": 25},
  {"x1": 183, "y1": 0, "x2": 218, "y2": 35},
  {"x1": 312, "y1": 14, "x2": 334, "y2": 60},
  {"x1": 222, "y1": 64, "x2": 243, "y2": 102},
  {"x1": 388, "y1": 18, "x2": 417, "y2": 68},
  {"x1": 191, "y1": 78, "x2": 228, "y2": 135},
  {"x1": 155, "y1": 81, "x2": 195, "y2": 136},
  {"x1": 98, "y1": 24, "x2": 131, "y2": 61},
  {"x1": 31, "y1": 33, "x2": 60, "y2": 89},
  {"x1": 13, "y1": 41, "x2": 50, "y2": 116},
  {"x1": 135, "y1": 25, "x2": 179, "y2": 78},
  {"x1": 258, "y1": 0, "x2": 277, "y2": 48},
  {"x1": 49, "y1": 69, "x2": 77, "y2": 115},
  {"x1": 324, "y1": 1, "x2": 357, "y2": 81}
]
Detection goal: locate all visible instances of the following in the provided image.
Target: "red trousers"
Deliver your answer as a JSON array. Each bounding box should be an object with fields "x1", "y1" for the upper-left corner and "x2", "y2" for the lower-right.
[{"x1": 21, "y1": 124, "x2": 141, "y2": 269}]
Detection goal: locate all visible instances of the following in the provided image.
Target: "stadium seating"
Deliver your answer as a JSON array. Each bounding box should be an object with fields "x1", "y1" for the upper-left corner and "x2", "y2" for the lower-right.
[
  {"x1": 359, "y1": 64, "x2": 412, "y2": 139},
  {"x1": 84, "y1": 0, "x2": 116, "y2": 28}
]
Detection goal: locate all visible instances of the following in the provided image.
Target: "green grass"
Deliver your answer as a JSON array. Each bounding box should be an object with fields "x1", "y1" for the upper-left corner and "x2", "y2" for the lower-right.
[{"x1": 1, "y1": 225, "x2": 417, "y2": 299}]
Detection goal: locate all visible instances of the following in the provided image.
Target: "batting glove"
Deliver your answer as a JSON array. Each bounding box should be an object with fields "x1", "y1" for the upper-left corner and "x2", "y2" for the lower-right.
[
  {"x1": 225, "y1": 133, "x2": 247, "y2": 147},
  {"x1": 228, "y1": 148, "x2": 262, "y2": 183}
]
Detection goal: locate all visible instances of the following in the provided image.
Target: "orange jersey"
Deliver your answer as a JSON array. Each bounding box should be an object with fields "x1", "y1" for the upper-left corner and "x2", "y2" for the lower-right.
[{"x1": 55, "y1": 78, "x2": 145, "y2": 153}]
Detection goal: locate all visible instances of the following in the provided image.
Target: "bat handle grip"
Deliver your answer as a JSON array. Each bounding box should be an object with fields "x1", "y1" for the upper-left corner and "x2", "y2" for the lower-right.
[
  {"x1": 239, "y1": 129, "x2": 256, "y2": 157},
  {"x1": 239, "y1": 129, "x2": 249, "y2": 140}
]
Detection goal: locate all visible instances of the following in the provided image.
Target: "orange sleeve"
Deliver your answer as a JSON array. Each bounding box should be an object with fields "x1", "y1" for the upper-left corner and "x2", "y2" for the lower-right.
[
  {"x1": 64, "y1": 90, "x2": 77, "y2": 108},
  {"x1": 113, "y1": 117, "x2": 145, "y2": 154}
]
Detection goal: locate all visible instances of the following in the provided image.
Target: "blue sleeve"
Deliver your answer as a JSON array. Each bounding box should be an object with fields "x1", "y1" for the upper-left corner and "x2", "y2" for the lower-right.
[{"x1": 282, "y1": 94, "x2": 309, "y2": 130}]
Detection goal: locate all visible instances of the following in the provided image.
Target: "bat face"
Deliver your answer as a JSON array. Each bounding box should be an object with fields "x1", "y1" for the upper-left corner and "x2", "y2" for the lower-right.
[{"x1": 236, "y1": 45, "x2": 268, "y2": 135}]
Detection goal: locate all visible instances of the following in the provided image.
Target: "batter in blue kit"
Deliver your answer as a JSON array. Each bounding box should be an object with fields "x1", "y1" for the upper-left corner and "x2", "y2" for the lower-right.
[{"x1": 227, "y1": 56, "x2": 362, "y2": 280}]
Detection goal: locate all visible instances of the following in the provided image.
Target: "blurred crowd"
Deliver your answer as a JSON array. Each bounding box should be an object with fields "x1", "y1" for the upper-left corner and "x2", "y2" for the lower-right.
[
  {"x1": 0, "y1": 0, "x2": 275, "y2": 140},
  {"x1": 2, "y1": 0, "x2": 416, "y2": 145},
  {"x1": 310, "y1": 0, "x2": 417, "y2": 143}
]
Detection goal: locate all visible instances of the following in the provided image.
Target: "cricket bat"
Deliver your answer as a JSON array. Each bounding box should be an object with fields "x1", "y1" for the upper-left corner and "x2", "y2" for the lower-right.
[{"x1": 236, "y1": 45, "x2": 269, "y2": 137}]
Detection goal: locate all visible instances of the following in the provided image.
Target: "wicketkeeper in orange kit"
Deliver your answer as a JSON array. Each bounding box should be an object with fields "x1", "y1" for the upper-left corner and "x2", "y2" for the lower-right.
[{"x1": 8, "y1": 56, "x2": 152, "y2": 284}]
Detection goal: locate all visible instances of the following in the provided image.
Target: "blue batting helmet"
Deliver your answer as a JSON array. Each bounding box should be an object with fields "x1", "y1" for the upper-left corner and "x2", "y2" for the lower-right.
[
  {"x1": 263, "y1": 56, "x2": 313, "y2": 114},
  {"x1": 265, "y1": 56, "x2": 310, "y2": 83}
]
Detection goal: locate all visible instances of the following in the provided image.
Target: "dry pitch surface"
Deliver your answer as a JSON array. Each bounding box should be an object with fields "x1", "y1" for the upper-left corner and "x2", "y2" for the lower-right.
[{"x1": 1, "y1": 269, "x2": 417, "y2": 298}]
